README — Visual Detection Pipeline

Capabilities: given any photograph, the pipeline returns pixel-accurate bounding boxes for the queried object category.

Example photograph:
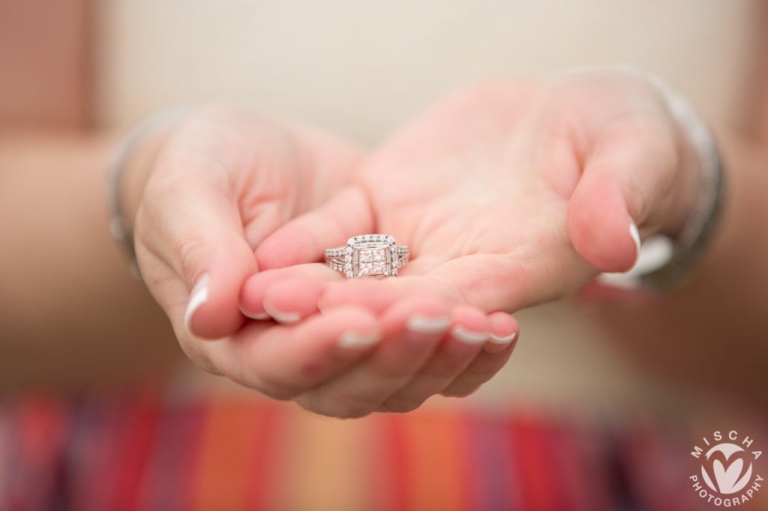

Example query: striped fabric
[0,394,764,511]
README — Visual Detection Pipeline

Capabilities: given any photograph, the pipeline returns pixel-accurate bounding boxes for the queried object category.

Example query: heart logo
[689,431,763,506]
[702,445,752,495]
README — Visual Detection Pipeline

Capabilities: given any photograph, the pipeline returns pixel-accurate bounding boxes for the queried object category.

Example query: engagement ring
[325,235,409,279]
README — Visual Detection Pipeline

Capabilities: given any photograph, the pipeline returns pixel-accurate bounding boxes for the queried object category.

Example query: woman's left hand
[241,70,702,412]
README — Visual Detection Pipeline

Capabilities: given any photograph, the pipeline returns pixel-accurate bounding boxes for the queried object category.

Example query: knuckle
[175,235,207,286]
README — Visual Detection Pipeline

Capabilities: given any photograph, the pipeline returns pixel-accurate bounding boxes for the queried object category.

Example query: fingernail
[452,326,489,344]
[629,220,641,263]
[596,273,642,290]
[339,331,381,348]
[407,314,452,334]
[263,299,301,324]
[489,331,517,345]
[239,305,270,321]
[317,298,328,315]
[185,273,210,333]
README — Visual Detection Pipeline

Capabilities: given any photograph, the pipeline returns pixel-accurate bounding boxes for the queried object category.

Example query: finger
[255,185,374,270]
[568,121,679,273]
[295,295,451,418]
[380,305,490,413]
[484,310,519,353]
[239,264,341,321]
[263,278,325,324]
[202,306,382,400]
[137,169,259,340]
[441,325,520,398]
[319,254,591,315]
[320,275,465,315]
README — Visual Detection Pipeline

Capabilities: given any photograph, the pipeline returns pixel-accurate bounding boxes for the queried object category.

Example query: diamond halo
[325,235,408,279]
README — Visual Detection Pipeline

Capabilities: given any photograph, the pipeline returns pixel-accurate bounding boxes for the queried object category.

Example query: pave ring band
[325,235,409,279]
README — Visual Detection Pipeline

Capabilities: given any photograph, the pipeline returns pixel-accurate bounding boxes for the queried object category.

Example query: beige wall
[97,0,759,142]
[96,0,761,412]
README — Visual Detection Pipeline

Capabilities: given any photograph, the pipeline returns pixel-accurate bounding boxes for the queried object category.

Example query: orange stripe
[271,410,369,511]
[191,400,270,511]
[404,411,469,511]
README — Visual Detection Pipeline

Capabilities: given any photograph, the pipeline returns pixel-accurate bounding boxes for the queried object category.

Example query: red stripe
[134,400,207,511]
[17,399,59,463]
[109,399,160,511]
[551,420,592,511]
[12,398,68,509]
[379,415,412,511]
[179,400,212,511]
[510,416,560,511]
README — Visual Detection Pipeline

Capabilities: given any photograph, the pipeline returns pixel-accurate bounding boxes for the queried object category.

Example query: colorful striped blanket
[0,394,764,511]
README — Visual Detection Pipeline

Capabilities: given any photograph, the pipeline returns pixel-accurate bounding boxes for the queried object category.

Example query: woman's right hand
[133,107,389,391]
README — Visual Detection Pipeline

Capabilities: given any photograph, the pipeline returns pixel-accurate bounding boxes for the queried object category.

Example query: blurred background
[1,1,766,509]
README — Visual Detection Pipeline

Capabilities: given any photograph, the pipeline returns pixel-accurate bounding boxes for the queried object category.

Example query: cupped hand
[132,107,517,418]
[244,70,702,408]
[133,107,383,387]
[254,70,701,308]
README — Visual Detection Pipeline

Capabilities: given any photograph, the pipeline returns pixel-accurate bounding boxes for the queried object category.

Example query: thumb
[138,177,258,340]
[255,184,375,270]
[567,126,676,273]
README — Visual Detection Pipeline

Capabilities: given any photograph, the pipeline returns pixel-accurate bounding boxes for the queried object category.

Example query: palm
[354,80,592,311]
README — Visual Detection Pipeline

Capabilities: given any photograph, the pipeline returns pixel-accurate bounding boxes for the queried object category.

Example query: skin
[575,130,768,408]
[1,2,766,414]
[238,72,701,416]
[133,107,519,418]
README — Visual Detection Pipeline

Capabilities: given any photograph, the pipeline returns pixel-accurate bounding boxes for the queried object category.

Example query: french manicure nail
[407,314,452,334]
[629,220,641,261]
[339,331,381,348]
[489,332,517,345]
[185,273,210,333]
[239,305,270,321]
[263,300,301,324]
[452,326,489,344]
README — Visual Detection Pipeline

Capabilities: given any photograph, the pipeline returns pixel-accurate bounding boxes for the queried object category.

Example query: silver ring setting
[325,235,409,279]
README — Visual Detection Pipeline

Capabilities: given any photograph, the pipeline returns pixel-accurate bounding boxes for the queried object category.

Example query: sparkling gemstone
[357,246,388,276]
